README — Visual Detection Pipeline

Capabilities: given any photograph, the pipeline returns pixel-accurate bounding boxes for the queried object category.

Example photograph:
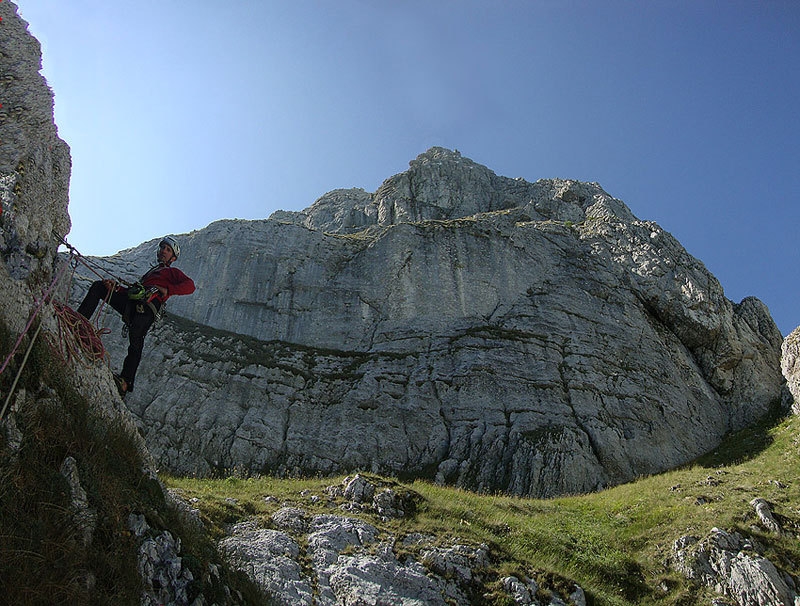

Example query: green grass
[164,409,800,606]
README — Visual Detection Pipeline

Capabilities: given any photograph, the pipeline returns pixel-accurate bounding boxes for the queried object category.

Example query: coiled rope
[52,301,109,366]
[0,247,75,378]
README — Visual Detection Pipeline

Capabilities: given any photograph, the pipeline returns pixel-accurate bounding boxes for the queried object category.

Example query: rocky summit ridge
[83,146,786,498]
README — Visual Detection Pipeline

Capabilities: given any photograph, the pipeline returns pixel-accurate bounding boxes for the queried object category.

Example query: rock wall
[0,0,70,318]
[781,327,800,415]
[0,0,139,445]
[0,1,70,284]
[83,148,786,497]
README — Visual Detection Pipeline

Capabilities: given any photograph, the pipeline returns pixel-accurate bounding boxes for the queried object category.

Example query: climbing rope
[0,248,76,421]
[51,301,109,366]
[0,247,75,379]
[54,232,134,288]
[46,235,122,365]
[58,233,170,333]
[0,322,43,422]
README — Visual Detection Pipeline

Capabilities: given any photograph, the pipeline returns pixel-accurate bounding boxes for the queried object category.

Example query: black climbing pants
[77,280,160,392]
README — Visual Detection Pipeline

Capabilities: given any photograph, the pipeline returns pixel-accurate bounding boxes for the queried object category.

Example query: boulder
[671,528,798,606]
[220,511,578,606]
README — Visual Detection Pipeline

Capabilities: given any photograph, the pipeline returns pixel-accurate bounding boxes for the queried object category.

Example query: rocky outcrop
[0,0,157,493]
[672,528,798,606]
[0,0,70,283]
[214,474,583,606]
[81,147,785,497]
[781,327,800,414]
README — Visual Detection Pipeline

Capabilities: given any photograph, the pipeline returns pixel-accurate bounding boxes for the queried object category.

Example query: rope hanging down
[0,247,76,421]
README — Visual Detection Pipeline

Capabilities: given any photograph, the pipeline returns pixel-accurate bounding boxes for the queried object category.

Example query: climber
[77,236,195,397]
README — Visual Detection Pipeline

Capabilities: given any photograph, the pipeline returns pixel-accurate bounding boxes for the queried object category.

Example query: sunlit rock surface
[82,147,784,497]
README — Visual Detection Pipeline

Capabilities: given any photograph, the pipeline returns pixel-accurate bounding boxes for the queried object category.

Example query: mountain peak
[86,148,786,498]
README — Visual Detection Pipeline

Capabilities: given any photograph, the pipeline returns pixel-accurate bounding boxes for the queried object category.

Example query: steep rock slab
[781,327,800,414]
[0,1,70,284]
[85,148,784,497]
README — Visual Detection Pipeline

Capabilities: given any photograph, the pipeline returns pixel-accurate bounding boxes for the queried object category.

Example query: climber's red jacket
[140,264,195,304]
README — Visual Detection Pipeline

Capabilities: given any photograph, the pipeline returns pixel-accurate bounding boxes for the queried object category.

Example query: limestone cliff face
[0,1,70,284]
[84,148,785,497]
[0,1,135,422]
[781,327,800,415]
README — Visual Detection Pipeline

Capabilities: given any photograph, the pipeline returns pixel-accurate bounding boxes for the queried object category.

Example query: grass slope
[166,408,800,605]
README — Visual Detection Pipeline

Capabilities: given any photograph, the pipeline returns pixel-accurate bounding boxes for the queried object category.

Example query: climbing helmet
[159,236,180,259]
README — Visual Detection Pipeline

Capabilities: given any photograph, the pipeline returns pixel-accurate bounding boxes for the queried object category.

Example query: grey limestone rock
[85,147,784,497]
[750,498,782,536]
[781,327,800,414]
[271,506,310,533]
[219,521,314,605]
[503,575,541,605]
[335,474,417,519]
[326,547,452,606]
[59,456,97,547]
[0,0,71,282]
[672,528,798,606]
[219,511,572,606]
[129,513,199,606]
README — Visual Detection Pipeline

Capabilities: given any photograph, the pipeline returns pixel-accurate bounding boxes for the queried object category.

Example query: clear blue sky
[17,0,800,335]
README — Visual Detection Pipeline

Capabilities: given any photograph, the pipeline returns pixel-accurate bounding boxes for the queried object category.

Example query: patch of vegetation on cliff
[161,312,417,381]
[166,409,800,606]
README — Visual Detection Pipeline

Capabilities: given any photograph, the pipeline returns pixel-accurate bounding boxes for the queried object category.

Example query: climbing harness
[57,233,167,331]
